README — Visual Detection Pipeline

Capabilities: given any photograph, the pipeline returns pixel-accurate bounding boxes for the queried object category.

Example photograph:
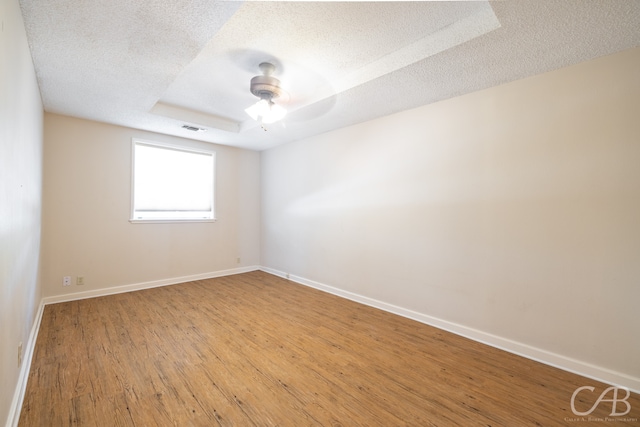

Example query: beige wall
[0,0,44,423]
[41,114,261,298]
[261,48,640,382]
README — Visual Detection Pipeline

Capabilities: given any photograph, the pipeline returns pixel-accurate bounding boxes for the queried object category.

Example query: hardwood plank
[19,271,640,426]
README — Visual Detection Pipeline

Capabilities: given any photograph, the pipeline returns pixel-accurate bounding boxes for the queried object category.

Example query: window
[131,139,215,222]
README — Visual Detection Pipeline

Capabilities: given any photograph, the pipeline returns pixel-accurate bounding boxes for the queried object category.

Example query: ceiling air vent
[181,124,207,132]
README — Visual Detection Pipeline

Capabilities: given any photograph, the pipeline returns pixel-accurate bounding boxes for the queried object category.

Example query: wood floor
[20,271,639,426]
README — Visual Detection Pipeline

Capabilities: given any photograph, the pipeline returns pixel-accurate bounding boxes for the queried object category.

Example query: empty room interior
[2,0,640,425]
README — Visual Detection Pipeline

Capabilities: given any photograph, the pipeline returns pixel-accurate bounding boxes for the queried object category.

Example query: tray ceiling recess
[154,1,499,141]
[19,0,640,150]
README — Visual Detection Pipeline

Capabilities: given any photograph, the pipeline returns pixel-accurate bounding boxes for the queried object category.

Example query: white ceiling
[18,0,640,151]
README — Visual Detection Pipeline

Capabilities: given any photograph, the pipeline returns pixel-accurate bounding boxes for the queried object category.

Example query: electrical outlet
[18,342,23,367]
[63,276,71,286]
[236,257,241,264]
[76,276,84,286]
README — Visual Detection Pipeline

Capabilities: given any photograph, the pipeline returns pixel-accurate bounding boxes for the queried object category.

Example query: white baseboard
[42,266,261,305]
[260,266,640,394]
[6,300,45,427]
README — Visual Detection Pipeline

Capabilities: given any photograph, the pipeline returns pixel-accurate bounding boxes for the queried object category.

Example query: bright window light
[131,139,215,222]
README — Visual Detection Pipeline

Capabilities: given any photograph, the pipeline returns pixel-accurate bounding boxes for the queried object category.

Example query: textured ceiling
[18,0,640,151]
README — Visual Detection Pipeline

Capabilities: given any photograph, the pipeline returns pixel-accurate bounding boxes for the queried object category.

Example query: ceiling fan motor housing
[250,74,284,100]
[250,62,284,100]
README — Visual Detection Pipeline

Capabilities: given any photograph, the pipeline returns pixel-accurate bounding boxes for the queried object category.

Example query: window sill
[129,218,217,224]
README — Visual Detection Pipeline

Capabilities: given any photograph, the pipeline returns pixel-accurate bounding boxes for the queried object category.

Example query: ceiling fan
[245,62,287,127]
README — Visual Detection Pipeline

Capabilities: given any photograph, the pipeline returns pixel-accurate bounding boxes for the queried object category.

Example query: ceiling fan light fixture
[246,62,287,124]
[245,98,287,124]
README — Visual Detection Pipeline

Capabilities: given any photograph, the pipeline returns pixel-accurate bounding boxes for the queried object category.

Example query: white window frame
[130,138,216,223]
